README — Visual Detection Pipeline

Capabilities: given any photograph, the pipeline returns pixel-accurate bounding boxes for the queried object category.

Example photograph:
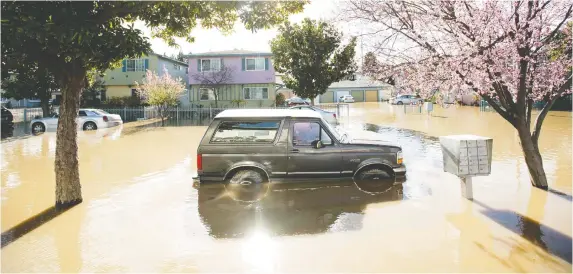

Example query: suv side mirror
[311,140,324,149]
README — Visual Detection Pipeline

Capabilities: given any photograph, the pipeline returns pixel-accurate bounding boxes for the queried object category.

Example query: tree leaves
[271,18,357,100]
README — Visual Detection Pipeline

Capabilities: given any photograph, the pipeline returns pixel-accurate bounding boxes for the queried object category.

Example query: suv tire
[229,169,266,185]
[226,169,269,202]
[357,167,392,180]
[354,167,395,194]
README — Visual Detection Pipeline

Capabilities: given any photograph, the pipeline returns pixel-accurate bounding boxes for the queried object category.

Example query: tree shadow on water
[473,199,572,264]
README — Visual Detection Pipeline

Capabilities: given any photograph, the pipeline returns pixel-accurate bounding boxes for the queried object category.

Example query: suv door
[287,118,342,178]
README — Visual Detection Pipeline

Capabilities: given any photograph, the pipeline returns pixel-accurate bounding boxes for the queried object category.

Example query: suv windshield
[322,119,342,142]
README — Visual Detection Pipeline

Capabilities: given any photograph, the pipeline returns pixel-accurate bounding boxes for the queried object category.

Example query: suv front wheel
[354,167,395,194]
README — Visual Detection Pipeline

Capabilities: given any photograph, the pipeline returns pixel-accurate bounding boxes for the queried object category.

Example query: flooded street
[1,103,571,272]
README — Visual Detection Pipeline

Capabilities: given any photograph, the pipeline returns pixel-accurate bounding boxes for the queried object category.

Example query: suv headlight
[397,151,403,165]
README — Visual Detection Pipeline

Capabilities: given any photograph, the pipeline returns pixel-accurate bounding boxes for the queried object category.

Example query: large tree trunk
[516,122,548,189]
[54,73,84,209]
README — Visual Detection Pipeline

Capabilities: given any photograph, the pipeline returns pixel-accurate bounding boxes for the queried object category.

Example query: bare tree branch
[532,75,572,143]
[191,66,234,107]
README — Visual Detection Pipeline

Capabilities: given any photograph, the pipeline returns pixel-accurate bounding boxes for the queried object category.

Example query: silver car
[31,108,123,135]
[289,105,338,125]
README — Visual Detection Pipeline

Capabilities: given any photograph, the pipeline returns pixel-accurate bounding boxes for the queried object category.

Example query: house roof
[151,53,188,66]
[276,75,391,89]
[186,49,273,58]
[215,109,322,119]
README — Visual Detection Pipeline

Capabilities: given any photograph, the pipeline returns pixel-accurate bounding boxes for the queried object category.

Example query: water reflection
[197,182,403,238]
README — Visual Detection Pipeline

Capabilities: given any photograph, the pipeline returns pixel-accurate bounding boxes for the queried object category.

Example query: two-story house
[102,52,189,102]
[187,50,276,107]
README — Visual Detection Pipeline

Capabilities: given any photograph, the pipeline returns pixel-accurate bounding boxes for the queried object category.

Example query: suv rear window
[211,121,281,144]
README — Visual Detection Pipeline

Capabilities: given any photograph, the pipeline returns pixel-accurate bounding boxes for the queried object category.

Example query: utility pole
[360,30,364,73]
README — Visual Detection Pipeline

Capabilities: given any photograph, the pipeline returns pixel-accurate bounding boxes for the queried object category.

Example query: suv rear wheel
[226,169,269,202]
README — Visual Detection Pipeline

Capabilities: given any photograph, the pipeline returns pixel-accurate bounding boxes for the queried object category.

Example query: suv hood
[348,138,402,150]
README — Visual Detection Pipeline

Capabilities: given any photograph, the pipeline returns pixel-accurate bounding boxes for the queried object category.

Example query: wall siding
[190,83,276,107]
[106,85,132,98]
[188,56,275,85]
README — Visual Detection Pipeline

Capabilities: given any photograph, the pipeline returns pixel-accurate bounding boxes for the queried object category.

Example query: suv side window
[293,122,333,146]
[211,120,281,144]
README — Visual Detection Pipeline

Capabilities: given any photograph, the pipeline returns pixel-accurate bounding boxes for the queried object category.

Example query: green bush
[101,96,148,107]
[275,93,286,106]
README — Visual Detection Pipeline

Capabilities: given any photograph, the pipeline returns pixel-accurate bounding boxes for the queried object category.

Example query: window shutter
[241,58,245,71]
[197,59,201,72]
[122,59,127,72]
[144,59,149,70]
[264,58,269,71]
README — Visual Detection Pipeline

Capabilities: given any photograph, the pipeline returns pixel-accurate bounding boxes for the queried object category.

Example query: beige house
[101,53,189,103]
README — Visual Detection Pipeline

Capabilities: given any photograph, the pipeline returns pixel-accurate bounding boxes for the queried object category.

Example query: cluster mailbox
[439,135,493,200]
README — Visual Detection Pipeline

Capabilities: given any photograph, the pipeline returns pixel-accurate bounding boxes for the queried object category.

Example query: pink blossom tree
[342,0,572,189]
[135,67,186,126]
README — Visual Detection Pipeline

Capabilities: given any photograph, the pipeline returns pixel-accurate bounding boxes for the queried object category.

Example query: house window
[243,87,269,100]
[131,89,138,97]
[245,57,265,71]
[199,88,216,100]
[126,59,146,72]
[200,59,220,72]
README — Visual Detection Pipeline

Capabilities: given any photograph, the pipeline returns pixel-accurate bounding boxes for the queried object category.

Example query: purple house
[187,50,277,107]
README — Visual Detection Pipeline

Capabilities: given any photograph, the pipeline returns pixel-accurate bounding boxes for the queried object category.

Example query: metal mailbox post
[439,135,493,200]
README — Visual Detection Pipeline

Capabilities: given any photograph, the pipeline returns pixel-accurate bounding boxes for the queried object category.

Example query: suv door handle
[290,149,300,153]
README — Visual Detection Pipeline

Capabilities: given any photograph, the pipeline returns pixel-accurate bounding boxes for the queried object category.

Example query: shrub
[275,93,286,106]
[102,96,148,107]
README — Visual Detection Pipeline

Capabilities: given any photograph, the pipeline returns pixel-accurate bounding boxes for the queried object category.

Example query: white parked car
[289,105,338,125]
[30,108,123,135]
[389,94,423,105]
[339,95,355,103]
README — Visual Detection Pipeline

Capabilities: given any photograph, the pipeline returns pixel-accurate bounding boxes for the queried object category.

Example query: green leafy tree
[1,1,307,208]
[1,61,58,117]
[80,79,106,108]
[275,92,286,106]
[271,18,357,105]
[176,51,186,62]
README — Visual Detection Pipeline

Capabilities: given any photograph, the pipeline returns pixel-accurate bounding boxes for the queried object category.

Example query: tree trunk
[40,98,51,118]
[54,74,84,209]
[311,97,315,106]
[516,122,548,189]
[158,105,165,126]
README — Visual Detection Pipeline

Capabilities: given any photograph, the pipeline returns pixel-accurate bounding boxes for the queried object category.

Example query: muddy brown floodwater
[1,103,571,272]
